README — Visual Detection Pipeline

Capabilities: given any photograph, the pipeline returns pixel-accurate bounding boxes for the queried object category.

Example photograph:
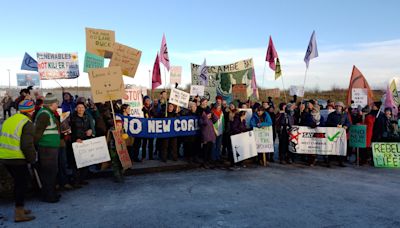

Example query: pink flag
[152,52,161,90]
[266,36,278,70]
[159,34,170,70]
[385,85,398,118]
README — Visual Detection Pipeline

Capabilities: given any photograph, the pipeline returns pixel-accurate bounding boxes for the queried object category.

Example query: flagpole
[280,75,287,103]
[149,69,152,99]
[302,68,309,100]
[163,66,168,117]
[261,62,267,89]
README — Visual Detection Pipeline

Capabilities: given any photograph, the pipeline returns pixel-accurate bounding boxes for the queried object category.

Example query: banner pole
[163,66,168,117]
[261,62,267,88]
[280,75,288,103]
[110,99,117,129]
[149,69,152,99]
[263,153,267,167]
[76,76,79,97]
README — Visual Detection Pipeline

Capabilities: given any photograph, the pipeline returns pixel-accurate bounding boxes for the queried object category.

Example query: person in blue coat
[250,107,272,128]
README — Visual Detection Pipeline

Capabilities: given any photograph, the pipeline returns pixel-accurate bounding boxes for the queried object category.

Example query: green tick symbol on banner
[327,131,341,142]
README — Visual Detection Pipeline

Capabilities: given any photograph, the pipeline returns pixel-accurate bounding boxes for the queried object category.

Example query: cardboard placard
[37,52,79,80]
[112,130,133,170]
[231,131,258,163]
[88,66,125,103]
[109,42,142,78]
[85,27,115,57]
[122,87,144,117]
[190,85,205,96]
[72,136,111,169]
[169,88,190,108]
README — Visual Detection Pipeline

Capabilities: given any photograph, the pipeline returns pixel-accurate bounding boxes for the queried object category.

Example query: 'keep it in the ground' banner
[372,142,400,168]
[289,126,347,155]
[117,115,200,138]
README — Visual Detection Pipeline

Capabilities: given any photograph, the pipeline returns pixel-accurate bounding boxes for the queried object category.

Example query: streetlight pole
[7,69,10,89]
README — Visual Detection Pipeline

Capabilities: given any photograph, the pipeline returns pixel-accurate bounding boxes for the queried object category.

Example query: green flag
[390,79,399,105]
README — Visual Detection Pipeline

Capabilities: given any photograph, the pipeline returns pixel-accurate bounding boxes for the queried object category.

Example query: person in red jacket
[361,105,376,165]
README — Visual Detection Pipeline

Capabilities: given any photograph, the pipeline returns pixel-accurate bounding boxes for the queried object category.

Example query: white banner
[123,87,144,117]
[289,85,304,97]
[231,131,258,163]
[37,52,80,80]
[351,88,368,108]
[190,85,205,96]
[72,136,111,168]
[169,88,190,108]
[288,126,347,155]
[253,127,274,153]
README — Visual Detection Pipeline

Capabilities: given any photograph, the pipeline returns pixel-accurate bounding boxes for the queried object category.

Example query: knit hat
[43,93,59,105]
[19,100,35,113]
[335,101,345,108]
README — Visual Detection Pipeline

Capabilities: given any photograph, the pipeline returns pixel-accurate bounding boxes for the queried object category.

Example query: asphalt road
[1,163,400,228]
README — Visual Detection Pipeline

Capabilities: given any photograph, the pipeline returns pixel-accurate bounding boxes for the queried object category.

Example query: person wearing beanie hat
[34,93,61,203]
[326,101,351,167]
[0,100,37,222]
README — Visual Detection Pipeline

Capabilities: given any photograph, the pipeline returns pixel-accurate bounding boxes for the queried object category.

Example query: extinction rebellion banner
[289,126,347,155]
[117,115,200,138]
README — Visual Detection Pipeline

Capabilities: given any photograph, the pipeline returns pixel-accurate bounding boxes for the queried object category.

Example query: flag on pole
[159,34,170,71]
[385,84,398,118]
[275,58,282,80]
[251,68,258,99]
[198,59,208,86]
[266,36,278,70]
[304,31,318,69]
[346,65,374,106]
[389,79,399,105]
[152,52,162,90]
[21,52,38,71]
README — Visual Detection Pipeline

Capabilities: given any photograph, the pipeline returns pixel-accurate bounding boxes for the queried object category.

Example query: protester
[106,120,125,183]
[139,96,156,160]
[276,103,294,164]
[120,104,135,161]
[14,87,33,111]
[160,103,180,162]
[1,91,13,120]
[211,103,225,164]
[182,101,201,162]
[0,100,36,222]
[199,106,218,168]
[250,106,272,165]
[61,92,76,113]
[34,93,62,203]
[326,102,351,167]
[373,107,398,142]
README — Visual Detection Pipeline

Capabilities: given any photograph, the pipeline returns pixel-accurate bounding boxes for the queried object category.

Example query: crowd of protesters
[1,86,400,222]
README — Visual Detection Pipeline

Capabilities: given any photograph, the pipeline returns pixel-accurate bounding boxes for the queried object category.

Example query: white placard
[253,127,274,153]
[169,88,190,108]
[351,88,368,108]
[289,85,304,97]
[123,87,144,117]
[190,85,205,96]
[72,136,111,168]
[231,131,258,163]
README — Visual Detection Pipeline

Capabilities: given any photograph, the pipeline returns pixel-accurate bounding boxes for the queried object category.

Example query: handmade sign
[288,126,347,155]
[88,66,125,103]
[83,52,104,73]
[16,73,40,87]
[351,88,368,108]
[37,52,79,80]
[289,86,304,97]
[109,42,142,78]
[170,66,182,85]
[232,84,248,101]
[85,27,115,57]
[231,131,258,163]
[169,88,190,108]
[72,136,111,168]
[253,127,274,153]
[349,125,367,148]
[190,85,205,96]
[117,115,199,138]
[191,58,254,104]
[112,130,133,170]
[122,87,144,117]
[372,142,400,168]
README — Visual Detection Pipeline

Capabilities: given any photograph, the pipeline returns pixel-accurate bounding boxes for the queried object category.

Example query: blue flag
[304,31,318,69]
[21,52,38,71]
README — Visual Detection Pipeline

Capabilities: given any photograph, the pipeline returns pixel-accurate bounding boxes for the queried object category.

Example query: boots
[15,207,35,222]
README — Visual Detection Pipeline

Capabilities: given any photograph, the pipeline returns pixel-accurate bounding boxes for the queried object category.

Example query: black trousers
[38,147,59,200]
[4,164,30,207]
[133,137,143,160]
[278,133,292,162]
[3,109,11,119]
[141,138,154,160]
[202,142,213,164]
[160,138,178,161]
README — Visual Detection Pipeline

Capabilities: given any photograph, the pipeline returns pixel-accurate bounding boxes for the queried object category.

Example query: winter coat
[61,92,76,113]
[70,112,93,142]
[231,114,247,135]
[363,112,376,147]
[199,112,218,143]
[250,112,272,129]
[326,111,351,128]
[1,95,12,110]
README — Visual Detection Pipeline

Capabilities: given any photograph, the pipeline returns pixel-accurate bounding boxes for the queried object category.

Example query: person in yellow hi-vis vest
[0,100,37,222]
[34,93,61,203]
